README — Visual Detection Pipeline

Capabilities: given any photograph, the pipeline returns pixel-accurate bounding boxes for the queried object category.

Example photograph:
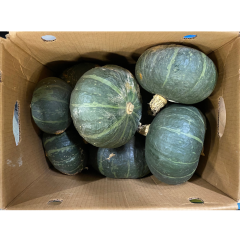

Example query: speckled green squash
[89,136,150,179]
[60,62,98,88]
[70,65,142,148]
[145,104,206,185]
[135,45,218,104]
[43,126,87,175]
[31,77,72,134]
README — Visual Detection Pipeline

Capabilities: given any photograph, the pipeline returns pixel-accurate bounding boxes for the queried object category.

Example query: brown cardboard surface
[1,32,240,210]
[197,37,240,201]
[0,38,2,72]
[0,83,2,209]
[7,169,237,210]
[8,32,239,72]
[0,39,3,209]
[0,38,54,208]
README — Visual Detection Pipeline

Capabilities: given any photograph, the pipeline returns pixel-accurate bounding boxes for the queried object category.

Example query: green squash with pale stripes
[43,126,87,175]
[31,77,72,134]
[70,65,142,148]
[89,136,150,179]
[60,62,98,88]
[145,104,206,185]
[135,45,218,104]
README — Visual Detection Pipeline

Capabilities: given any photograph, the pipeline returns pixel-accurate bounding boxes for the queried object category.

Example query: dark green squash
[60,62,98,88]
[135,45,218,114]
[31,77,72,134]
[89,136,150,179]
[145,104,206,185]
[43,126,87,175]
[70,65,142,148]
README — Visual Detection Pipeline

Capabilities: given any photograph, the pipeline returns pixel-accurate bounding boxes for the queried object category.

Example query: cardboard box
[0,32,240,210]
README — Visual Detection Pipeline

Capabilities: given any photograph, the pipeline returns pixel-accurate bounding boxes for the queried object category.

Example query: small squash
[135,45,218,115]
[145,104,206,185]
[89,136,150,179]
[43,126,87,175]
[31,77,72,134]
[60,62,98,88]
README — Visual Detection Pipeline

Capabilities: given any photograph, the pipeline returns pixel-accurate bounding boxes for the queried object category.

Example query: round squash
[89,136,150,178]
[145,104,206,185]
[43,126,87,175]
[70,65,142,148]
[60,62,98,88]
[135,45,218,115]
[31,77,72,134]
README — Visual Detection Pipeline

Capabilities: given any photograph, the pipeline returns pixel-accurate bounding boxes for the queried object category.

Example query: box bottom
[6,169,237,210]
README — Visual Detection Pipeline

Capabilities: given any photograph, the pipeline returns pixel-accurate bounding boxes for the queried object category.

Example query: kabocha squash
[89,136,150,179]
[70,65,142,148]
[31,77,72,134]
[145,104,206,185]
[43,126,87,175]
[60,62,98,88]
[135,45,218,115]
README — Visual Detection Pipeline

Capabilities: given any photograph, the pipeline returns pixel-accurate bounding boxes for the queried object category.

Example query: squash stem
[149,94,167,116]
[126,102,134,114]
[138,124,150,136]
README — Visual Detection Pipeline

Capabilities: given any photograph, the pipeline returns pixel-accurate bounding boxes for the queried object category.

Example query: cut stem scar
[138,124,150,136]
[55,129,65,135]
[126,102,134,114]
[107,153,115,160]
[149,94,167,116]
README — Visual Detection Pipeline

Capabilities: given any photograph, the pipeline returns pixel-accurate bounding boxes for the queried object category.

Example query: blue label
[238,203,240,210]
[183,34,197,39]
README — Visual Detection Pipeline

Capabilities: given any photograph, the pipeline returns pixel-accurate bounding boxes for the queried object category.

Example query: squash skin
[135,45,218,104]
[145,104,206,185]
[60,62,98,88]
[31,77,72,134]
[43,126,87,175]
[89,136,150,179]
[70,65,142,148]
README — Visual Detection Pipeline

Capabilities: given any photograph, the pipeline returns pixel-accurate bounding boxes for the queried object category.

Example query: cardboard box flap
[197,37,240,202]
[8,32,239,72]
[0,38,2,72]
[0,37,54,209]
[0,38,3,209]
[6,169,238,210]
[1,32,240,210]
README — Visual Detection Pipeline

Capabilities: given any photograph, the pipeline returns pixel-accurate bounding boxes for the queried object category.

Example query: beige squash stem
[138,123,150,136]
[149,94,167,116]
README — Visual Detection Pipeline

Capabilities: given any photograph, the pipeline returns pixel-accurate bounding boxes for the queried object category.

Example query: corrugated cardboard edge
[1,32,240,210]
[0,35,55,209]
[204,35,240,203]
[0,38,3,209]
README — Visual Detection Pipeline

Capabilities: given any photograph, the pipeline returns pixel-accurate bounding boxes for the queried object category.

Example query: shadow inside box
[9,167,106,207]
[0,31,9,39]
[44,52,137,78]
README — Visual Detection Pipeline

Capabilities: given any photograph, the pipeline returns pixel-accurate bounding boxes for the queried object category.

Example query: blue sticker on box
[238,203,240,210]
[183,34,197,39]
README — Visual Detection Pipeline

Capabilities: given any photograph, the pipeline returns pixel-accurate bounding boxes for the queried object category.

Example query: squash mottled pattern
[145,104,206,185]
[70,65,142,148]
